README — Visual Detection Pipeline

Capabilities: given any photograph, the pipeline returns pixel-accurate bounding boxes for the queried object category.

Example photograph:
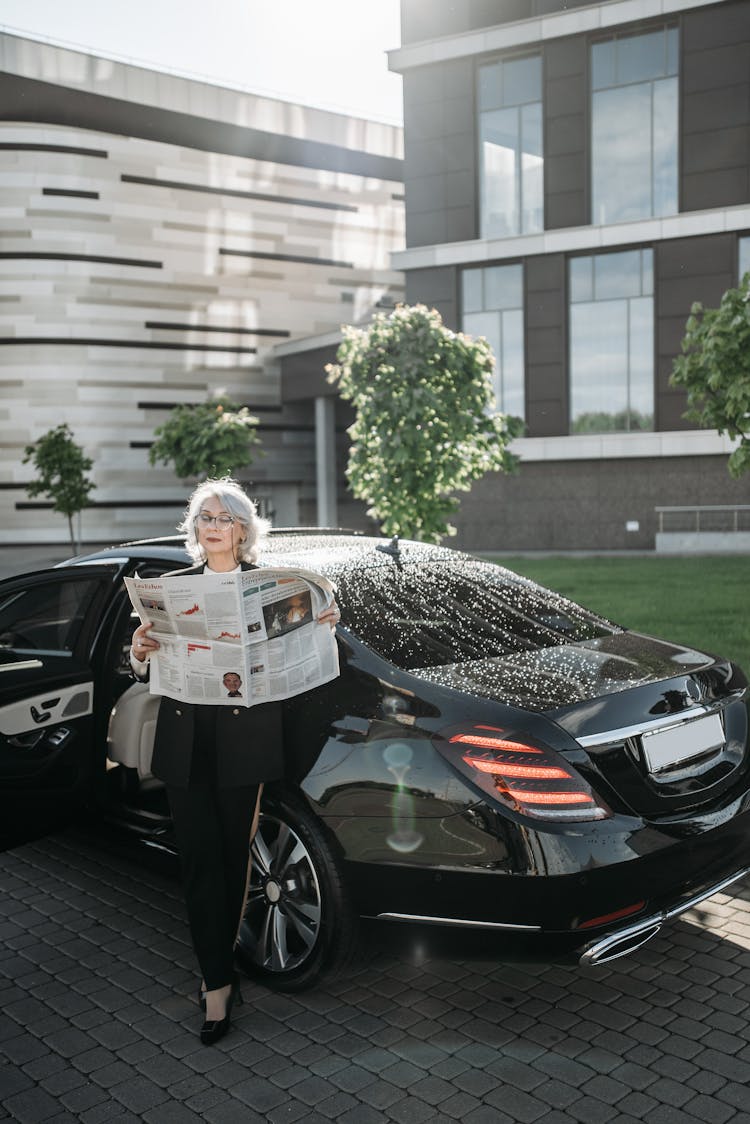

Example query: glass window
[479,54,543,238]
[740,236,750,282]
[569,249,654,433]
[591,27,678,224]
[462,264,525,419]
[462,268,483,313]
[335,560,615,671]
[0,578,100,653]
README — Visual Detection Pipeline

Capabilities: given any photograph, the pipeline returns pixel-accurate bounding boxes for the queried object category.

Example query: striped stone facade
[0,33,404,546]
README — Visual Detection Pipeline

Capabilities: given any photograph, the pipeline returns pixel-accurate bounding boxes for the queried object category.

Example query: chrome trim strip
[580,865,750,967]
[575,703,724,748]
[663,866,750,921]
[0,659,43,672]
[376,912,541,932]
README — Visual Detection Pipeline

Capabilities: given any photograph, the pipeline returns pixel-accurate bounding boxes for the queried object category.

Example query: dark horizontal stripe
[257,424,318,433]
[15,499,186,511]
[392,193,406,201]
[17,492,302,511]
[131,422,348,444]
[0,252,161,269]
[0,74,404,183]
[42,187,100,199]
[122,173,358,213]
[132,423,316,439]
[144,321,291,338]
[137,401,282,412]
[220,248,354,269]
[0,142,107,158]
[15,498,187,510]
[0,337,256,353]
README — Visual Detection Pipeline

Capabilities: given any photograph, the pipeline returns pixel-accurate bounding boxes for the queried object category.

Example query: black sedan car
[1,531,749,991]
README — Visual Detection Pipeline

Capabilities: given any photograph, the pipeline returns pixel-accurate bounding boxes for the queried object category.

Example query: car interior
[101,575,175,822]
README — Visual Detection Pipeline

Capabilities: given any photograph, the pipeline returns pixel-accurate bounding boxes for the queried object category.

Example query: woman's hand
[316,600,341,630]
[131,620,160,661]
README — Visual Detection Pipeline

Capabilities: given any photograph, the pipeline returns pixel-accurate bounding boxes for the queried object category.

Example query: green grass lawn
[491,555,749,674]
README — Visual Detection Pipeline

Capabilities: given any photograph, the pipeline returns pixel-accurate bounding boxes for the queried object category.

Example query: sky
[0,0,404,124]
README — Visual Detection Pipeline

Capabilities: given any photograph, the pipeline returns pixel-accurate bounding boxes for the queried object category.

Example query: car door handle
[8,729,45,749]
[8,725,71,749]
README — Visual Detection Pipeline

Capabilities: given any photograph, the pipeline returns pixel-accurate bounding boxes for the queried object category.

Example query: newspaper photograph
[124,567,339,707]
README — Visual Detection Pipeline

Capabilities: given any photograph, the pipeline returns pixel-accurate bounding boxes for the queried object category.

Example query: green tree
[671,273,750,477]
[23,423,96,554]
[149,395,260,480]
[327,303,523,543]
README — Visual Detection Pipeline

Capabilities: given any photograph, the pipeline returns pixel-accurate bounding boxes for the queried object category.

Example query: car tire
[235,791,357,992]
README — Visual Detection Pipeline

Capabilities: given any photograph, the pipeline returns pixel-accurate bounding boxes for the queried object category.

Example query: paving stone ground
[2,829,750,1124]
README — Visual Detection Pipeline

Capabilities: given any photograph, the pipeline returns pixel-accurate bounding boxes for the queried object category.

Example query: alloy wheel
[239,813,323,974]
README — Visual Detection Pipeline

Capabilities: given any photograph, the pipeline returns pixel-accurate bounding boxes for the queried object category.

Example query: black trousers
[166,708,260,991]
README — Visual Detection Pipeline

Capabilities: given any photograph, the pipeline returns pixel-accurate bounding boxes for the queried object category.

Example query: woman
[130,478,339,1044]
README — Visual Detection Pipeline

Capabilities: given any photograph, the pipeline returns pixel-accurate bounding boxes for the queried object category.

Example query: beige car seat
[107,681,160,779]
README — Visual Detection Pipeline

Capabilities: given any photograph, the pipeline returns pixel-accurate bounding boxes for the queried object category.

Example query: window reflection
[740,237,750,282]
[0,579,97,652]
[591,27,678,224]
[569,249,654,433]
[479,55,543,238]
[462,264,525,420]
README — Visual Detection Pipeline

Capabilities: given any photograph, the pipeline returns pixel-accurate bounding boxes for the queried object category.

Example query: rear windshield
[335,560,618,670]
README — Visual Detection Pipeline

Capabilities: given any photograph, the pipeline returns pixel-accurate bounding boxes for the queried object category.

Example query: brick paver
[2,829,750,1123]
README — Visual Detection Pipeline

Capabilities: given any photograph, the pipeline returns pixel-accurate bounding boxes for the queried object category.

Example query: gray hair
[178,477,270,564]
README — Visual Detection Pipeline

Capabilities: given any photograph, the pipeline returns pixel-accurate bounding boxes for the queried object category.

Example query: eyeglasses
[196,512,235,529]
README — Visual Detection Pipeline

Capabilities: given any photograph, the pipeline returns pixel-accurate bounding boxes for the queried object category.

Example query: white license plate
[642,712,725,774]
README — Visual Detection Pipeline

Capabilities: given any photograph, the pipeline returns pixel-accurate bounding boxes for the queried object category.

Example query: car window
[335,560,619,670]
[0,578,101,653]
[112,562,183,676]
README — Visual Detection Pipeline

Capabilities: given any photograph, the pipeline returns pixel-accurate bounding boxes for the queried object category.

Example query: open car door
[0,563,122,843]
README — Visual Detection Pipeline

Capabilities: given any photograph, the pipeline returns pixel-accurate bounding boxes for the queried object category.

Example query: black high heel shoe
[199,975,243,1046]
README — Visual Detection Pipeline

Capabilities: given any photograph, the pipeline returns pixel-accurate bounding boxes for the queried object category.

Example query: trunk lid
[412,631,749,817]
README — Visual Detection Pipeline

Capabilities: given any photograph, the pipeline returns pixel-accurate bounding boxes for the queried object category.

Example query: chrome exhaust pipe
[580,865,750,968]
[580,919,663,966]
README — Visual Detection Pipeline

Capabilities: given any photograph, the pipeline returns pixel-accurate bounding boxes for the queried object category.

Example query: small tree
[671,274,750,477]
[149,394,260,480]
[23,423,96,554]
[327,303,523,543]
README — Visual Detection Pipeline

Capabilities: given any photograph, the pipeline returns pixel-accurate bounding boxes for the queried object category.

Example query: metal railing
[655,505,750,533]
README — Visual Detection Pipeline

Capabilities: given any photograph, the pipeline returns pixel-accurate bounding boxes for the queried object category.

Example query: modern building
[388,0,750,550]
[0,32,404,546]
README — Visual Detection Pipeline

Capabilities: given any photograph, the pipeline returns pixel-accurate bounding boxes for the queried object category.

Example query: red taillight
[440,727,610,822]
[450,733,543,753]
[577,902,646,930]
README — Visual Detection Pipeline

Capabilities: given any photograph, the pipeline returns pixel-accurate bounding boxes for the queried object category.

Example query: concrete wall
[402,59,476,249]
[681,0,750,212]
[400,0,596,43]
[453,455,750,552]
[0,35,404,546]
[399,1,750,239]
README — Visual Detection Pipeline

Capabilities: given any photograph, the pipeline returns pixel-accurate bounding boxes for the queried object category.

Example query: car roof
[65,529,468,579]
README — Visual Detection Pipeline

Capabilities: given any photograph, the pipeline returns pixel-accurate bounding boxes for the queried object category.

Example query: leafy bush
[327,304,523,543]
[149,395,260,480]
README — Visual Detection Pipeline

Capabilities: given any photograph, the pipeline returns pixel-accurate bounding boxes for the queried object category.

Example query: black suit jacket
[144,561,284,789]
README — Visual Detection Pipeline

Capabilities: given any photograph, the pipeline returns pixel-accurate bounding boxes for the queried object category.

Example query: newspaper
[124,568,339,707]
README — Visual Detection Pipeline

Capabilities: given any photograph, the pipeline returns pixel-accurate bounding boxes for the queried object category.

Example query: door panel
[0,680,93,736]
[0,564,122,831]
